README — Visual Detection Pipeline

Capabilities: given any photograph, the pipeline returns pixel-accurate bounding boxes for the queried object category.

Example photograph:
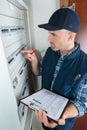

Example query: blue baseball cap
[38,8,80,33]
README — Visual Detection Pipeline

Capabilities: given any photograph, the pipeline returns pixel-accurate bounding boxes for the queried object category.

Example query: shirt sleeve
[71,73,87,117]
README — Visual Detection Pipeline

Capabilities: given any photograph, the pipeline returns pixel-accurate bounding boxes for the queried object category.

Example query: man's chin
[51,47,59,51]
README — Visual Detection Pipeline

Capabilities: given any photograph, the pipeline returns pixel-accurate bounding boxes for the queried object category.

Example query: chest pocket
[55,73,82,99]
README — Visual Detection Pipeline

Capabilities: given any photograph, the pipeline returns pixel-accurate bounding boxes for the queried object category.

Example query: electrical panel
[0,0,32,130]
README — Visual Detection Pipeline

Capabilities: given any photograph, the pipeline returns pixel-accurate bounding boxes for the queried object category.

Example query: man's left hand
[35,109,65,128]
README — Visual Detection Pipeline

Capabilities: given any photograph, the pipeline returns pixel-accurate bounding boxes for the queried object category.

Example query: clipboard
[19,88,69,122]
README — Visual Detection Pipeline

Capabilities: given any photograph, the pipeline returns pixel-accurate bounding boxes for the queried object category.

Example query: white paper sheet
[20,88,69,121]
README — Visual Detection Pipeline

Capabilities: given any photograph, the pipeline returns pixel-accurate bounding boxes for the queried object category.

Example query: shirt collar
[57,42,80,59]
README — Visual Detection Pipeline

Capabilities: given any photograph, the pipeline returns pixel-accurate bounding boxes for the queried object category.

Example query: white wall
[24,0,60,55]
[22,0,60,91]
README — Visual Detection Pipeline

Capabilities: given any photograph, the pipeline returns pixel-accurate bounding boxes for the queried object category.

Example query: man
[21,8,87,130]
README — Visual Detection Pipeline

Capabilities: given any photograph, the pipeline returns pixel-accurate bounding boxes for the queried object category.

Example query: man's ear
[68,32,76,41]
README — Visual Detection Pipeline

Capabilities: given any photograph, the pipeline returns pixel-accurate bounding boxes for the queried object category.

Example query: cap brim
[38,23,61,31]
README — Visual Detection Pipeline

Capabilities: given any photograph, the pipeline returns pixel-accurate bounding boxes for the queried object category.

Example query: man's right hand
[21,50,39,75]
[21,50,37,61]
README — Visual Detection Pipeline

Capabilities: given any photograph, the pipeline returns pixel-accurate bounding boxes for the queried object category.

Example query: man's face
[48,29,70,51]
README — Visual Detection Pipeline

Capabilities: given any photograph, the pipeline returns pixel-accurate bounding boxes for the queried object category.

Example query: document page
[20,88,69,121]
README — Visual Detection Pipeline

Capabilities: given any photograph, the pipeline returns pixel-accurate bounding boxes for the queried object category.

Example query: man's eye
[51,33,56,36]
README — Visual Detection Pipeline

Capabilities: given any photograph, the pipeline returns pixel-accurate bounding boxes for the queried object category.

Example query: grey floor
[32,112,44,130]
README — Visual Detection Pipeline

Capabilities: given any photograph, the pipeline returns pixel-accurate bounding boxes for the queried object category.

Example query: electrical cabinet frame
[0,0,32,130]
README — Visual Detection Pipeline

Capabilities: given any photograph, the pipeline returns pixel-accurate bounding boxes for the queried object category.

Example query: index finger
[21,50,33,54]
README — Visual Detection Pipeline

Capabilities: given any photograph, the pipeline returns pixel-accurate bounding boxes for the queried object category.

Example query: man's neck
[60,43,75,56]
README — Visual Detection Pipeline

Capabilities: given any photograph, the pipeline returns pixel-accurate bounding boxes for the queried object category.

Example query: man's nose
[48,35,53,42]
